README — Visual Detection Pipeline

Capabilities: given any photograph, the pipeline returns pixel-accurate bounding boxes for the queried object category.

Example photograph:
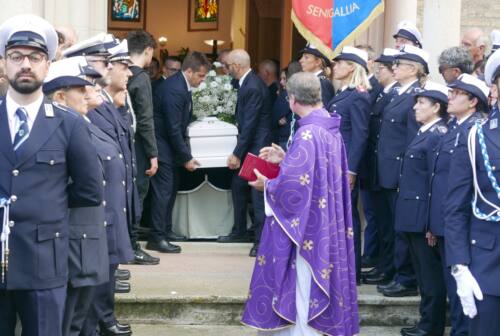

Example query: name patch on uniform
[44,104,54,117]
[490,118,498,130]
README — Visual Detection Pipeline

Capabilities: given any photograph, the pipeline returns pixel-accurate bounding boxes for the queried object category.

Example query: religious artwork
[188,0,219,31]
[108,0,146,30]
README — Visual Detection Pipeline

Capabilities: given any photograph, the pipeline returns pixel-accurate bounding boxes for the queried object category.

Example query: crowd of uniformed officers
[1,11,500,336]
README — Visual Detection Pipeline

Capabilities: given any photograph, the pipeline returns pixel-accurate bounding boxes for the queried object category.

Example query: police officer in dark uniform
[428,74,485,336]
[0,14,102,336]
[42,56,110,336]
[445,63,498,335]
[395,83,449,336]
[326,46,371,282]
[376,45,430,297]
[64,34,160,267]
[361,48,401,285]
[298,43,335,107]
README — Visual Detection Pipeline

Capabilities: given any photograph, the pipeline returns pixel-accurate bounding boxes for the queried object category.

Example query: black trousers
[351,182,361,280]
[231,172,265,243]
[437,237,469,336]
[62,284,96,336]
[0,286,66,336]
[376,188,416,286]
[405,232,447,334]
[81,264,118,336]
[134,139,151,204]
[371,188,396,276]
[149,162,179,241]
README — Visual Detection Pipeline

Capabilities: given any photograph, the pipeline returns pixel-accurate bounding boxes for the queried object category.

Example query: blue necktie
[13,107,30,151]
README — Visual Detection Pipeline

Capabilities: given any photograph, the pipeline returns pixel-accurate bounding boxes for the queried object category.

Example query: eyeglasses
[448,89,472,99]
[6,51,46,65]
[393,60,415,68]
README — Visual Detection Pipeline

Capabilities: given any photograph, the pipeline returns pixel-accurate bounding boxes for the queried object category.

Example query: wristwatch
[451,264,468,275]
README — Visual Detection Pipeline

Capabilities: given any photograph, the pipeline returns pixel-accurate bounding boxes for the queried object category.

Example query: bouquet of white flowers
[192,67,237,124]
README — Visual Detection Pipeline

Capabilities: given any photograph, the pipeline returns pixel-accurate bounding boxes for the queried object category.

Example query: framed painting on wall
[108,0,146,30]
[188,0,219,31]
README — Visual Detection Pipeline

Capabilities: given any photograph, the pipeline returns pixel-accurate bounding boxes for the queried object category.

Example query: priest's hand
[259,143,285,164]
[452,265,483,318]
[249,169,267,191]
[227,154,241,170]
[184,158,201,172]
[145,157,158,177]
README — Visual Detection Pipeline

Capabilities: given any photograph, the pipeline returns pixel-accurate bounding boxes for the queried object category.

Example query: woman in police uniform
[376,45,430,297]
[394,83,449,336]
[427,74,485,336]
[326,46,371,282]
[444,66,498,336]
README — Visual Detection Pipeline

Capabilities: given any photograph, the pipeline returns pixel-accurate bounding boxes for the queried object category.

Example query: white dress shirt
[6,91,44,143]
[398,79,418,95]
[239,69,252,87]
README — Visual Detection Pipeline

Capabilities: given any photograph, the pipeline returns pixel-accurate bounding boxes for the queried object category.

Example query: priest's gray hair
[286,72,322,106]
[229,49,251,67]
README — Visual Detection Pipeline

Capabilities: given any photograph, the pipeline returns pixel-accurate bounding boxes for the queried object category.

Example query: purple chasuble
[241,108,359,336]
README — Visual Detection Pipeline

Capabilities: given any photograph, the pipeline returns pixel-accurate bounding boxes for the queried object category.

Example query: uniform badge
[490,118,498,130]
[44,103,54,117]
[454,133,460,147]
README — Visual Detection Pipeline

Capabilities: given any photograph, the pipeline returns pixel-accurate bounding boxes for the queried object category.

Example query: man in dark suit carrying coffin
[148,52,211,253]
[218,49,271,257]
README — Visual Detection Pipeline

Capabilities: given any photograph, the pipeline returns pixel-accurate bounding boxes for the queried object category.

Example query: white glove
[452,265,483,318]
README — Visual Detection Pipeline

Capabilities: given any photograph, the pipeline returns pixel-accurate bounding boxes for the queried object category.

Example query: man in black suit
[217,49,271,257]
[148,52,211,253]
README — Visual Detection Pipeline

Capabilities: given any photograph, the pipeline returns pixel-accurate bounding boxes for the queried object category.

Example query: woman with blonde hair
[326,46,371,283]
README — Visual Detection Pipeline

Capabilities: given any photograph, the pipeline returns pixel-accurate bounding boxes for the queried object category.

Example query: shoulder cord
[468,121,500,221]
[0,197,11,283]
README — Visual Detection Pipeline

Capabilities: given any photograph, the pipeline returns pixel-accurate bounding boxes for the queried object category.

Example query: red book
[238,153,280,182]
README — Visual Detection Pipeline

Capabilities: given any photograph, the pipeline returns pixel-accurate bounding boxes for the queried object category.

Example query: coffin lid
[188,117,238,137]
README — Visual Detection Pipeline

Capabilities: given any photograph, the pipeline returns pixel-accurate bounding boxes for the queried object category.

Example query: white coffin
[188,117,238,168]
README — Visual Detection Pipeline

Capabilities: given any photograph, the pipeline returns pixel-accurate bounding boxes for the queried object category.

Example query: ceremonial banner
[292,0,384,59]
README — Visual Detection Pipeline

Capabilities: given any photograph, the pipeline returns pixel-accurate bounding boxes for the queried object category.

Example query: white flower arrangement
[192,68,237,124]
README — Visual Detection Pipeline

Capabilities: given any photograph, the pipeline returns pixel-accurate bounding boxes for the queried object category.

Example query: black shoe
[361,255,378,268]
[217,233,249,243]
[115,322,130,332]
[361,267,381,277]
[146,239,182,253]
[115,280,130,294]
[100,324,132,336]
[401,327,432,336]
[382,282,418,297]
[249,244,259,257]
[363,272,393,285]
[132,246,160,265]
[166,230,187,241]
[115,269,131,281]
[377,279,397,293]
[400,325,418,334]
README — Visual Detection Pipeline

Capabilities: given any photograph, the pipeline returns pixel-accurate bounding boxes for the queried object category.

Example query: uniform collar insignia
[44,103,54,117]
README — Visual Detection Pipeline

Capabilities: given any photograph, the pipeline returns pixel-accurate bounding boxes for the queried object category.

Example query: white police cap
[0,14,58,60]
[43,56,94,94]
[415,81,450,104]
[448,73,490,108]
[375,48,399,64]
[396,44,430,73]
[63,33,117,58]
[485,49,500,86]
[108,39,132,64]
[333,46,368,71]
[393,20,423,48]
[491,30,500,53]
[299,42,331,66]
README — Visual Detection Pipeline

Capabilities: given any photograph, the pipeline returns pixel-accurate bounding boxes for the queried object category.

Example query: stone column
[423,0,462,83]
[0,0,107,42]
[383,0,418,48]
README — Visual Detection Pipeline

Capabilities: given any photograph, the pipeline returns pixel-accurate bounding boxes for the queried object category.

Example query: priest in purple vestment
[241,72,359,336]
